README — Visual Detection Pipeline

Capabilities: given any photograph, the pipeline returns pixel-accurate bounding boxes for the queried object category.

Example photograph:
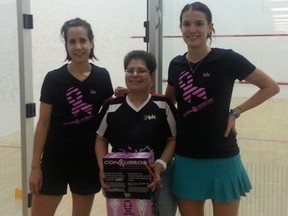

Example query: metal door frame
[147,0,163,94]
[17,0,33,215]
[15,1,162,215]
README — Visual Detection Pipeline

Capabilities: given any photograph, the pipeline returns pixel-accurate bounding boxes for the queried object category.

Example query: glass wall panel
[0,1,22,216]
[30,0,147,215]
[31,0,147,112]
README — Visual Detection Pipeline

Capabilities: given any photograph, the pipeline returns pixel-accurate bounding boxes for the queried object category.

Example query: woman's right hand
[224,113,237,137]
[29,167,43,196]
[99,170,110,197]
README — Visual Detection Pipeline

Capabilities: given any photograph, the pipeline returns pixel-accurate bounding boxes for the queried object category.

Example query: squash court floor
[0,98,287,216]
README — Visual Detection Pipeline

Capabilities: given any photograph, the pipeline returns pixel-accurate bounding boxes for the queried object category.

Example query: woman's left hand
[147,163,162,191]
[114,86,129,97]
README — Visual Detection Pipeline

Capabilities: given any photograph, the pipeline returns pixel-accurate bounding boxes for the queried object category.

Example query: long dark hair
[60,17,97,61]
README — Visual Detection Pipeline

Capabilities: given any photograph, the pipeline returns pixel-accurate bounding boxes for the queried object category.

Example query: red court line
[164,34,288,38]
[238,81,288,86]
[131,33,288,39]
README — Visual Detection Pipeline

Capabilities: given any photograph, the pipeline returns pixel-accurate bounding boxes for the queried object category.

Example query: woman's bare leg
[71,193,95,216]
[177,198,205,216]
[31,194,63,216]
[212,199,240,216]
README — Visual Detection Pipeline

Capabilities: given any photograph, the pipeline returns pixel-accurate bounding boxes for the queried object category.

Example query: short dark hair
[124,50,157,73]
[60,17,97,61]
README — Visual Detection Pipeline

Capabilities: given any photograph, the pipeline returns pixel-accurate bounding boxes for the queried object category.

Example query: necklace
[186,48,211,74]
[187,58,204,74]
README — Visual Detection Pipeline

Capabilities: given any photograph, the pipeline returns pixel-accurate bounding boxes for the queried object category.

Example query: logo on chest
[66,87,93,116]
[143,114,156,121]
[179,70,208,103]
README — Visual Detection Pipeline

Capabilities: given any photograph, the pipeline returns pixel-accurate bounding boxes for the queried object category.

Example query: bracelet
[229,108,240,119]
[155,159,167,171]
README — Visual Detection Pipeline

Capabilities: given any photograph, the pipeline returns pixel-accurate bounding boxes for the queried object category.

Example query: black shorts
[40,149,101,195]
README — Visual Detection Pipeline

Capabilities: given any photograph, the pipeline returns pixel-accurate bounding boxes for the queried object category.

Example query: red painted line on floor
[238,81,288,86]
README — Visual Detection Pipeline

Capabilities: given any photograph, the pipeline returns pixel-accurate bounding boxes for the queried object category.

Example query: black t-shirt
[96,94,177,159]
[168,48,256,158]
[41,63,114,156]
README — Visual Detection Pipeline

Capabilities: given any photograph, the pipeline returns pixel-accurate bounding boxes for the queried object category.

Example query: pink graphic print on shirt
[66,87,92,116]
[179,70,207,103]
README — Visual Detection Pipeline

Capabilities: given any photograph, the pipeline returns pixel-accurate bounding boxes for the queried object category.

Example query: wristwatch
[229,108,240,119]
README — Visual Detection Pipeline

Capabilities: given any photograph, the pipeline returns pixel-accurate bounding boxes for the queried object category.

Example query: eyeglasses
[125,67,149,74]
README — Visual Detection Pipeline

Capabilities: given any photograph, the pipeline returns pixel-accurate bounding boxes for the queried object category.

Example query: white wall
[0,2,20,136]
